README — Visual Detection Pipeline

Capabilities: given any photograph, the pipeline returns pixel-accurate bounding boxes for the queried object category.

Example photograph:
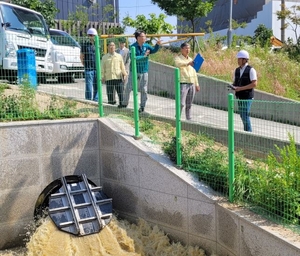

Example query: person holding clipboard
[174,42,200,120]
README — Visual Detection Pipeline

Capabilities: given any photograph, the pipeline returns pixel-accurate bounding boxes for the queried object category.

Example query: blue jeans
[238,99,253,132]
[85,70,98,101]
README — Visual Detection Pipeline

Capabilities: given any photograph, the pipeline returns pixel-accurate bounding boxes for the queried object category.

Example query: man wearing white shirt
[231,50,257,132]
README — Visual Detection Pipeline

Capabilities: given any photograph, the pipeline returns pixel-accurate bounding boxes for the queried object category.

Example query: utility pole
[281,0,285,42]
[227,0,233,47]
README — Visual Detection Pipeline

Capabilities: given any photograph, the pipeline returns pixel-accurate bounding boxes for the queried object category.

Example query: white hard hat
[236,50,249,59]
[87,28,98,36]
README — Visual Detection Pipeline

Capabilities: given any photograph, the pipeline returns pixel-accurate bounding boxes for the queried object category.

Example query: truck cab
[0,2,53,83]
[49,29,84,83]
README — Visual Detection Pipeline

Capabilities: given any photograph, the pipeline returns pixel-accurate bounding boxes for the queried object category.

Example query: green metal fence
[1,35,300,232]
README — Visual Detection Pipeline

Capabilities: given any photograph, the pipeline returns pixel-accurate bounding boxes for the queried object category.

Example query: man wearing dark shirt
[122,30,161,112]
[80,28,98,101]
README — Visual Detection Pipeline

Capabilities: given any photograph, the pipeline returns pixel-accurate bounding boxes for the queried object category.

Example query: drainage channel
[34,174,112,236]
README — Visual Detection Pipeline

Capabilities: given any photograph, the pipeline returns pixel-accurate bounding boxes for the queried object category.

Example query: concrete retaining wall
[1,118,300,255]
[149,61,300,125]
[0,119,101,249]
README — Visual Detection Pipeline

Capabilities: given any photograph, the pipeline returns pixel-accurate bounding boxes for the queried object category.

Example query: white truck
[49,29,84,83]
[0,2,53,83]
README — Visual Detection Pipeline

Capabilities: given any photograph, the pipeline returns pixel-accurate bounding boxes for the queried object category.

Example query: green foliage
[64,6,89,36]
[252,24,273,47]
[149,47,176,65]
[151,0,217,33]
[275,5,300,62]
[163,137,178,162]
[150,38,300,101]
[186,147,228,194]
[262,134,300,223]
[232,19,247,30]
[160,125,300,226]
[107,26,126,35]
[12,0,58,27]
[0,84,9,94]
[233,135,300,225]
[282,37,300,62]
[122,13,174,42]
[276,4,300,43]
[45,95,78,118]
[62,3,124,36]
[0,84,78,121]
[139,118,154,132]
[0,84,40,120]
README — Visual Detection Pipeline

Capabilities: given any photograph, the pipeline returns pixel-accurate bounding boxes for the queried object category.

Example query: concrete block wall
[0,119,101,249]
[99,118,300,256]
[149,61,300,125]
[1,118,300,255]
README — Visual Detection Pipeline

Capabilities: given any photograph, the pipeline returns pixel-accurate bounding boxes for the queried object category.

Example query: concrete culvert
[34,174,113,236]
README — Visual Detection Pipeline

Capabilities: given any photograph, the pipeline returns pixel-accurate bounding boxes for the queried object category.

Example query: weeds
[141,118,300,229]
[45,95,79,119]
[150,44,300,101]
[0,84,79,121]
[139,118,154,132]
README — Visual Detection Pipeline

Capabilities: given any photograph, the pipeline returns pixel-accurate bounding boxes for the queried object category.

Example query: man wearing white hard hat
[231,50,257,132]
[80,28,98,101]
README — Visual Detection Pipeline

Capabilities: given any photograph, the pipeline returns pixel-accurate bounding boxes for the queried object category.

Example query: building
[53,0,120,35]
[181,0,300,43]
[54,0,119,23]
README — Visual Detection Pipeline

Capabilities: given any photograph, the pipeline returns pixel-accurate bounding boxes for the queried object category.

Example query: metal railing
[1,35,300,232]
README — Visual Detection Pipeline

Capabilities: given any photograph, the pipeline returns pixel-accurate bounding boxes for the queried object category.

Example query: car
[49,29,84,83]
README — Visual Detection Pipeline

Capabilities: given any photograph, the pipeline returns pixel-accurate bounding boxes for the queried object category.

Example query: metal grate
[48,174,112,236]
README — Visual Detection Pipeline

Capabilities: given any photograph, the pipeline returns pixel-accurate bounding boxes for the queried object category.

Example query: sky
[118,0,177,43]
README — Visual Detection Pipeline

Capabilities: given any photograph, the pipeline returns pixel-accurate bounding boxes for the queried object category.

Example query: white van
[49,29,84,83]
[0,2,53,83]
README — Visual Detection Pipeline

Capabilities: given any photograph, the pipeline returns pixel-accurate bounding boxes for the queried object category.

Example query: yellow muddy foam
[0,217,216,256]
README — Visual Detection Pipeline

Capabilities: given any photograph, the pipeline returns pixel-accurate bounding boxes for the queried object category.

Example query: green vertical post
[131,47,141,139]
[95,35,103,117]
[175,68,182,166]
[228,93,235,202]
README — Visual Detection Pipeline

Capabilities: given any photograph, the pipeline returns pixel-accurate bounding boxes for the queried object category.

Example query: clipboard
[193,53,204,72]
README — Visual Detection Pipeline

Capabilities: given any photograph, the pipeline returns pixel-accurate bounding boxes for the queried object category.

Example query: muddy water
[0,217,216,256]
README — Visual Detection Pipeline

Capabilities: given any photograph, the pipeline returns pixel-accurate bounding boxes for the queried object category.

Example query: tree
[62,3,125,37]
[122,13,174,42]
[276,4,300,43]
[12,0,58,27]
[151,0,217,34]
[63,6,89,36]
[252,24,273,47]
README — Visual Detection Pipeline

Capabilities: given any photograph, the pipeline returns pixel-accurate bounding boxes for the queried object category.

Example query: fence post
[175,68,182,167]
[95,35,104,117]
[228,93,235,202]
[131,47,141,139]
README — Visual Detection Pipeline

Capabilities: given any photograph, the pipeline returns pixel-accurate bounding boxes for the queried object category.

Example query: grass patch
[0,83,80,121]
[138,118,300,230]
[150,46,300,101]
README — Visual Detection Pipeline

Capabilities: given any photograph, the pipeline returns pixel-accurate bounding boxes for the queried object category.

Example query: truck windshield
[0,4,49,37]
[50,30,81,48]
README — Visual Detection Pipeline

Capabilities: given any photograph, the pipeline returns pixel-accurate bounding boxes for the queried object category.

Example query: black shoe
[108,101,116,105]
[139,107,144,113]
[118,104,127,108]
